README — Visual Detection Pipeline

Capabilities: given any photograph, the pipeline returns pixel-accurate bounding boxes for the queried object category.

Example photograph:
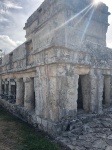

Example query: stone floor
[56,106,112,150]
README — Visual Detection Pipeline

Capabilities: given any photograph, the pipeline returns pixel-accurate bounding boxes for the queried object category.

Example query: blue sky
[0,0,112,54]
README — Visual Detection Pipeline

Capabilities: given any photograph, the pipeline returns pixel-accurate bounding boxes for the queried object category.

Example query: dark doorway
[11,84,16,103]
[102,83,105,104]
[77,76,83,109]
[6,84,9,95]
[2,84,5,94]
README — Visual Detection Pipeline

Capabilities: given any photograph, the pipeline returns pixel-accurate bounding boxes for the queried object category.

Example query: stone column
[66,74,79,116]
[52,65,79,121]
[97,75,104,114]
[23,77,35,110]
[16,78,24,106]
[89,73,104,113]
[48,74,79,121]
[81,75,90,112]
[8,80,11,99]
[89,74,98,113]
[104,76,111,104]
[35,65,79,122]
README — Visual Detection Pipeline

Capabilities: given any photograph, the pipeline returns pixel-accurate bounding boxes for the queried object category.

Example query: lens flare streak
[81,7,96,43]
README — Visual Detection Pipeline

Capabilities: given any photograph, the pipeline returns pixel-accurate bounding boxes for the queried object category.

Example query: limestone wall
[24,0,64,40]
[0,41,112,75]
[13,44,26,62]
[0,44,26,73]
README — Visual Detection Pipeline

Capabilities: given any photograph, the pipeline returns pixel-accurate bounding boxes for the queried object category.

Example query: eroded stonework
[0,0,112,137]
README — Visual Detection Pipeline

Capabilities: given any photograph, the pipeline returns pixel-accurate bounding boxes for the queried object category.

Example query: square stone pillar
[16,78,24,106]
[35,65,79,122]
[97,75,104,114]
[89,74,98,113]
[89,73,104,113]
[104,76,111,104]
[57,74,79,120]
[81,75,90,112]
[23,77,35,111]
[34,66,48,120]
[48,65,79,121]
[8,80,11,99]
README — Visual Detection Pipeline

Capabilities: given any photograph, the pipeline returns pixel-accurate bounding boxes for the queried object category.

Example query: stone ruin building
[0,0,112,136]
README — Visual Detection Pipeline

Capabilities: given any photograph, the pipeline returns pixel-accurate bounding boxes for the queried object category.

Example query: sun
[93,0,101,5]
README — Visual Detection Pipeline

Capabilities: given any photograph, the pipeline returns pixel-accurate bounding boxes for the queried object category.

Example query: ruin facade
[0,0,112,136]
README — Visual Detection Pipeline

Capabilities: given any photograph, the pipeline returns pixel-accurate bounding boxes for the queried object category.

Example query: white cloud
[0,35,17,47]
[0,0,22,15]
[0,35,23,53]
[107,42,112,48]
[0,16,8,22]
[4,0,22,9]
[0,35,23,47]
[16,40,23,45]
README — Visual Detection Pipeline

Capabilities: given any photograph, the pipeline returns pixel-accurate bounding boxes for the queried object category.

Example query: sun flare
[93,0,101,5]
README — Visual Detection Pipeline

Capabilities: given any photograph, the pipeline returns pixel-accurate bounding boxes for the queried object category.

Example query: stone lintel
[16,78,23,83]
[23,77,32,83]
[74,67,90,75]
